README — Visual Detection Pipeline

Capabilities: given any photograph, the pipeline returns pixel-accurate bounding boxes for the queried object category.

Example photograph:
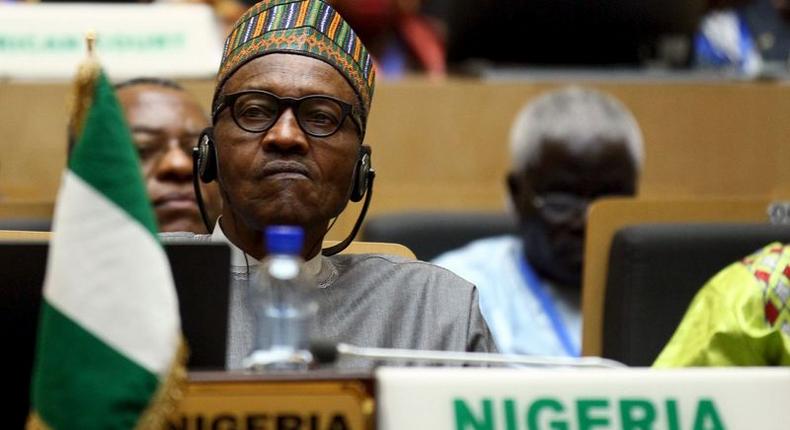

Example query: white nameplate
[376,367,790,430]
[0,3,222,80]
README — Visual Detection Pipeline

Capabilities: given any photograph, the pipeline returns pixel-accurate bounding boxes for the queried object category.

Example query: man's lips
[261,160,311,180]
[154,192,197,211]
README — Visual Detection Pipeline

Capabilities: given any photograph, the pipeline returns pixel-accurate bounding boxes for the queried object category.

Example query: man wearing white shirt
[434,87,644,357]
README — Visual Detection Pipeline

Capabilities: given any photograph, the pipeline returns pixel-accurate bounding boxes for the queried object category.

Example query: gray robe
[162,232,497,369]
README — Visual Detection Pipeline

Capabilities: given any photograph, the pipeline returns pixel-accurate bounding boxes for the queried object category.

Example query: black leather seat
[361,211,517,261]
[603,222,790,366]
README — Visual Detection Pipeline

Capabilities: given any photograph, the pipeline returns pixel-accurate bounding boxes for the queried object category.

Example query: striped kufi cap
[214,0,376,133]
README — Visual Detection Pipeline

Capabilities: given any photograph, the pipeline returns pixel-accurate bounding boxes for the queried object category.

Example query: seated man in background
[654,243,790,366]
[70,78,222,233]
[697,0,790,75]
[434,87,644,357]
[174,0,495,369]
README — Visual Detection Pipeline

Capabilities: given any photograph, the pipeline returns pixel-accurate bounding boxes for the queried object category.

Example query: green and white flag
[28,60,184,429]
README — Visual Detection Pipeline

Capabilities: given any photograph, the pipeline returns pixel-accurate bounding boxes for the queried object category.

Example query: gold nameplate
[170,371,374,430]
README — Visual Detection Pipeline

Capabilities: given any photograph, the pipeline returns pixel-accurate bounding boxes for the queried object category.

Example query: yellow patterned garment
[654,242,790,367]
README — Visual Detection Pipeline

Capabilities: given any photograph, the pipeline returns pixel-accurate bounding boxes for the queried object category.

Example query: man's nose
[156,141,193,181]
[260,109,309,154]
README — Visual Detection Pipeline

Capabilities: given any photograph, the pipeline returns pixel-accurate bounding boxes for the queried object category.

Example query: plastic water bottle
[244,225,318,371]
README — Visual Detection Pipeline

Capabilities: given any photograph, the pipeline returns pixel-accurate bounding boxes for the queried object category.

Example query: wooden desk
[0,200,53,220]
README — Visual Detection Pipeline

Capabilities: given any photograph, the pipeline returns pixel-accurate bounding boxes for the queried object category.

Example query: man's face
[509,138,638,287]
[118,85,220,233]
[212,54,361,233]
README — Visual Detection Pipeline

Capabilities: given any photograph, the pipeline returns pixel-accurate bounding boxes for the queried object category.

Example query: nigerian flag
[28,63,184,429]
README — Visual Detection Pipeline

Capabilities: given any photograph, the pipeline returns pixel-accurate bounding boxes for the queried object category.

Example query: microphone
[322,170,375,256]
[310,341,626,369]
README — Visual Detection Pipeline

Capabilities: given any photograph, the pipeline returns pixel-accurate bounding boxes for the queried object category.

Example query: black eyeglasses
[214,90,356,138]
[532,192,590,223]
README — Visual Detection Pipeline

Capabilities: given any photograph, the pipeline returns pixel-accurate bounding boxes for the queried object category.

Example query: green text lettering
[620,399,656,430]
[693,399,725,430]
[455,398,494,430]
[527,398,567,430]
[577,399,610,430]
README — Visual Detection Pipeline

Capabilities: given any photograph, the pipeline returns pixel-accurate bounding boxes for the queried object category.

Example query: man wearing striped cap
[183,0,495,368]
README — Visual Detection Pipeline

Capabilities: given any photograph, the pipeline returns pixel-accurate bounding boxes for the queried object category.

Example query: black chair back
[362,211,517,261]
[604,223,790,366]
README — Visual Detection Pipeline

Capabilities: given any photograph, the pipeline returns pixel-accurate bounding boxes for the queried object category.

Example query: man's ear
[507,171,536,219]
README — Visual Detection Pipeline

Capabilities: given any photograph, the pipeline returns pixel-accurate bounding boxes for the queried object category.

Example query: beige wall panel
[2,78,789,240]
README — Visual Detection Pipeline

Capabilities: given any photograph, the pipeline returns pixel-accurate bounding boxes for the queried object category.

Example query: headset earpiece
[350,146,372,202]
[323,145,375,256]
[195,127,217,183]
[192,127,217,233]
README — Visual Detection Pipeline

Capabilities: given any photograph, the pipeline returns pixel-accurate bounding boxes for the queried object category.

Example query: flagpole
[69,31,101,145]
[85,30,96,57]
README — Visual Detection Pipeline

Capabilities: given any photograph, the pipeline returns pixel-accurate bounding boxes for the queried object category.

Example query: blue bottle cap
[265,225,304,255]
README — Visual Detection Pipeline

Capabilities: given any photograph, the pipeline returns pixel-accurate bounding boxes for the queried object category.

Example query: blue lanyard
[518,257,579,357]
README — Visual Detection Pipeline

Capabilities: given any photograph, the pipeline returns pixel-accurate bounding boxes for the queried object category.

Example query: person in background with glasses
[434,87,644,357]
[166,0,495,369]
[68,78,222,234]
